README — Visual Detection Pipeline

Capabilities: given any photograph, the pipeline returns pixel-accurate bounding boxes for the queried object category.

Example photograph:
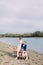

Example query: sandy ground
[0,42,43,65]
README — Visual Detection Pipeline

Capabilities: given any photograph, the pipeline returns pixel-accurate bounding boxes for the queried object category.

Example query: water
[0,37,43,53]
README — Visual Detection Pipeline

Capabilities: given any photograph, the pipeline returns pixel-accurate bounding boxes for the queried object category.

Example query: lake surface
[0,37,43,53]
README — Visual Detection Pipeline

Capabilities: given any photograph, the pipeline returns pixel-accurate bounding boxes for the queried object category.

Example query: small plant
[12,64,14,65]
[0,51,5,56]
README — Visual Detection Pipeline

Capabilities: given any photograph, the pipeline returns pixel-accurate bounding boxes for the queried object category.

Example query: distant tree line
[0,31,43,37]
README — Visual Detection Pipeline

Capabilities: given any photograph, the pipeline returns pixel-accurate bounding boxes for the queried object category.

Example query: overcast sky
[0,0,43,33]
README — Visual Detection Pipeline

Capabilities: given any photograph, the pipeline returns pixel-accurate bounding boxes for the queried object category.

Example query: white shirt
[17,40,23,52]
[17,39,25,52]
[17,44,21,52]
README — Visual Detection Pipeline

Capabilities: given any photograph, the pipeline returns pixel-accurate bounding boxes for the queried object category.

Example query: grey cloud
[0,0,43,33]
[15,8,43,20]
[0,0,43,20]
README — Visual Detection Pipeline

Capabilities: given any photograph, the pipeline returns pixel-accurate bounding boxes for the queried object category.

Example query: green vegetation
[12,64,14,65]
[0,51,6,56]
[0,31,43,37]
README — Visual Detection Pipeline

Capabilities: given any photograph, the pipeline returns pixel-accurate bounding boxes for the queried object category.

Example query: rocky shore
[0,42,43,65]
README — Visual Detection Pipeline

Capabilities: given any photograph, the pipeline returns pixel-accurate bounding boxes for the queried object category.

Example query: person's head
[18,37,22,40]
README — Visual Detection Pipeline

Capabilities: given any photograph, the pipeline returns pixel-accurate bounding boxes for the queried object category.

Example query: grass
[12,64,14,65]
[0,51,6,56]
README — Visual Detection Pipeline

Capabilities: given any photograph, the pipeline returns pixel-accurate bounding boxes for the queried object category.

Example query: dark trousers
[21,44,27,51]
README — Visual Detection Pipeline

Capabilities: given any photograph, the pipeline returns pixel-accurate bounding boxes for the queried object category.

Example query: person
[17,37,24,57]
[18,37,26,50]
[21,41,28,59]
[17,37,28,59]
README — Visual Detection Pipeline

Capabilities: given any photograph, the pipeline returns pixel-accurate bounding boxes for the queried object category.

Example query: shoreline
[0,42,43,65]
[0,41,43,54]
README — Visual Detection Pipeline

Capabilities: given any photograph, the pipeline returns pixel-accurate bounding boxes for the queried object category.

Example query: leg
[23,51,28,60]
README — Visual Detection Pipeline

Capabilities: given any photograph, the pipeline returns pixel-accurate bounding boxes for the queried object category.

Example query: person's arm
[22,41,27,44]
